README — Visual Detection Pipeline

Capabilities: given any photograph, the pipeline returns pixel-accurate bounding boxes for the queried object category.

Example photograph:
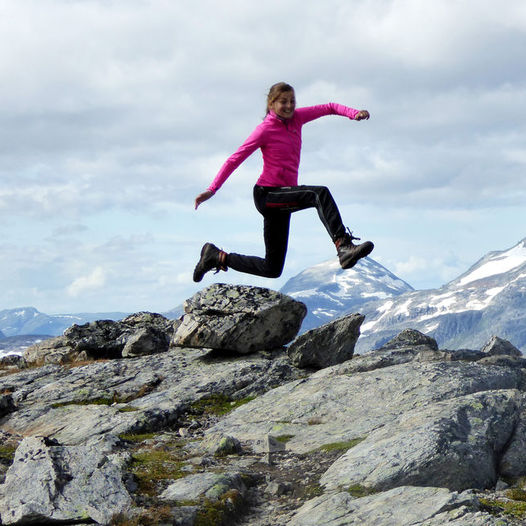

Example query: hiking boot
[335,230,374,270]
[193,243,228,282]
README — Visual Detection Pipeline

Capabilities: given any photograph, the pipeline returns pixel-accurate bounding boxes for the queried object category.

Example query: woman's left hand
[194,190,214,209]
[355,110,370,121]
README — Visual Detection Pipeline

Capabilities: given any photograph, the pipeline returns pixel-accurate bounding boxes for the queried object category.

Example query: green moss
[506,488,526,502]
[347,484,377,498]
[0,445,17,463]
[315,438,365,453]
[303,483,324,499]
[51,397,114,408]
[130,448,187,496]
[118,406,140,413]
[190,394,256,416]
[275,434,294,444]
[480,498,526,519]
[194,490,243,526]
[110,505,173,526]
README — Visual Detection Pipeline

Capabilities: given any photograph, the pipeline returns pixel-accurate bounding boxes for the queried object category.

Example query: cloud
[2,0,526,312]
[66,266,107,297]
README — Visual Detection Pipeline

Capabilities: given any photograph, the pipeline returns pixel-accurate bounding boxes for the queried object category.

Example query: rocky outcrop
[481,335,523,357]
[1,285,526,525]
[23,312,177,365]
[287,313,364,368]
[172,283,307,353]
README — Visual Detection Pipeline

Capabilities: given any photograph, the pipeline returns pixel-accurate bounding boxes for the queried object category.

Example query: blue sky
[1,0,525,314]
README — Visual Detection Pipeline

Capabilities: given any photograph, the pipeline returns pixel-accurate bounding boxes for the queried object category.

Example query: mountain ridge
[296,238,526,353]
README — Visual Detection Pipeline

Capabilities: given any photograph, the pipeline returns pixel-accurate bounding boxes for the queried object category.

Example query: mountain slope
[280,257,414,332]
[356,238,526,352]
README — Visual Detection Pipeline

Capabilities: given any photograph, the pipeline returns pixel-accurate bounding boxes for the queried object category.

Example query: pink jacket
[207,103,360,193]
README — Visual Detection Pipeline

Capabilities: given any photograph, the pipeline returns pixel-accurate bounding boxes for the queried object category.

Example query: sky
[1,0,525,314]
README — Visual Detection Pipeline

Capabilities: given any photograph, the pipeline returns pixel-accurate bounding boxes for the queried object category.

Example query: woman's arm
[207,125,265,194]
[296,103,369,124]
[194,123,265,209]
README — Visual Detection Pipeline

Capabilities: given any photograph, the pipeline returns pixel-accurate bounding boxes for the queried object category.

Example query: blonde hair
[266,82,294,115]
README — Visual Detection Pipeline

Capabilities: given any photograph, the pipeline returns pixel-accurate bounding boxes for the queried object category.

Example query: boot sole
[340,241,374,270]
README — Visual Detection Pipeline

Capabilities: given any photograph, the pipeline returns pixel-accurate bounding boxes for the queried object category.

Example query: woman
[193,82,374,282]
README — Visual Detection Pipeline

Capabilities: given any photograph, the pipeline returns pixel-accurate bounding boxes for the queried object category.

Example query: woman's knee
[264,259,285,278]
[265,265,284,278]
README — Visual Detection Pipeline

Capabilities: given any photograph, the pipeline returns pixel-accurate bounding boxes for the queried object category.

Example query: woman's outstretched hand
[194,190,214,209]
[355,110,370,121]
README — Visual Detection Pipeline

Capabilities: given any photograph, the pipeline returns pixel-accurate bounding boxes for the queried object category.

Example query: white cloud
[67,266,107,297]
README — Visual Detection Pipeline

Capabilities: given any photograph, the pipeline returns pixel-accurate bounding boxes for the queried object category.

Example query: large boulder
[172,284,306,353]
[0,436,131,525]
[287,313,364,369]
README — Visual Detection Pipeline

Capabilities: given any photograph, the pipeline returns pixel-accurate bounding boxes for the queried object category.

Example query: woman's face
[270,90,296,119]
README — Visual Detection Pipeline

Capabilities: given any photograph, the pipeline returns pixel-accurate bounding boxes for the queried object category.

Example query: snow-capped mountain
[280,238,526,354]
[356,238,526,353]
[280,256,414,332]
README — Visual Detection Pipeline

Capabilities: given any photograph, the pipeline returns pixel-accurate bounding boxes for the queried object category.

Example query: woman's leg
[263,185,347,241]
[263,185,374,269]
[193,186,291,281]
[227,211,290,278]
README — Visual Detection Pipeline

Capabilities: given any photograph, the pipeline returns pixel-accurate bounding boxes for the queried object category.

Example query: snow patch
[459,243,526,286]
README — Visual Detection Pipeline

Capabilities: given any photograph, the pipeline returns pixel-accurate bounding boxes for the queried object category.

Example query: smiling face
[270,89,296,119]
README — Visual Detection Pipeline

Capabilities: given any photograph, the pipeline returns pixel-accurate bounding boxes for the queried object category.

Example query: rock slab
[287,313,364,368]
[0,436,131,525]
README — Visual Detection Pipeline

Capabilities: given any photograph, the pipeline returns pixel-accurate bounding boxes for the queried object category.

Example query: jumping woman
[193,82,374,282]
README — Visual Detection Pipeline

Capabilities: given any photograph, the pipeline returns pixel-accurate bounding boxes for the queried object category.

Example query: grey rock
[480,335,522,357]
[23,336,78,365]
[160,471,246,502]
[265,480,293,496]
[208,360,522,455]
[172,284,306,353]
[121,326,168,357]
[320,389,520,492]
[478,355,526,368]
[201,432,242,457]
[379,328,439,351]
[23,312,173,364]
[289,486,503,526]
[0,436,131,525]
[499,394,526,479]
[287,313,364,369]
[0,354,24,368]
[0,348,301,445]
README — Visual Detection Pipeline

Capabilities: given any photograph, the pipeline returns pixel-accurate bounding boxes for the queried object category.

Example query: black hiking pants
[226,185,347,278]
